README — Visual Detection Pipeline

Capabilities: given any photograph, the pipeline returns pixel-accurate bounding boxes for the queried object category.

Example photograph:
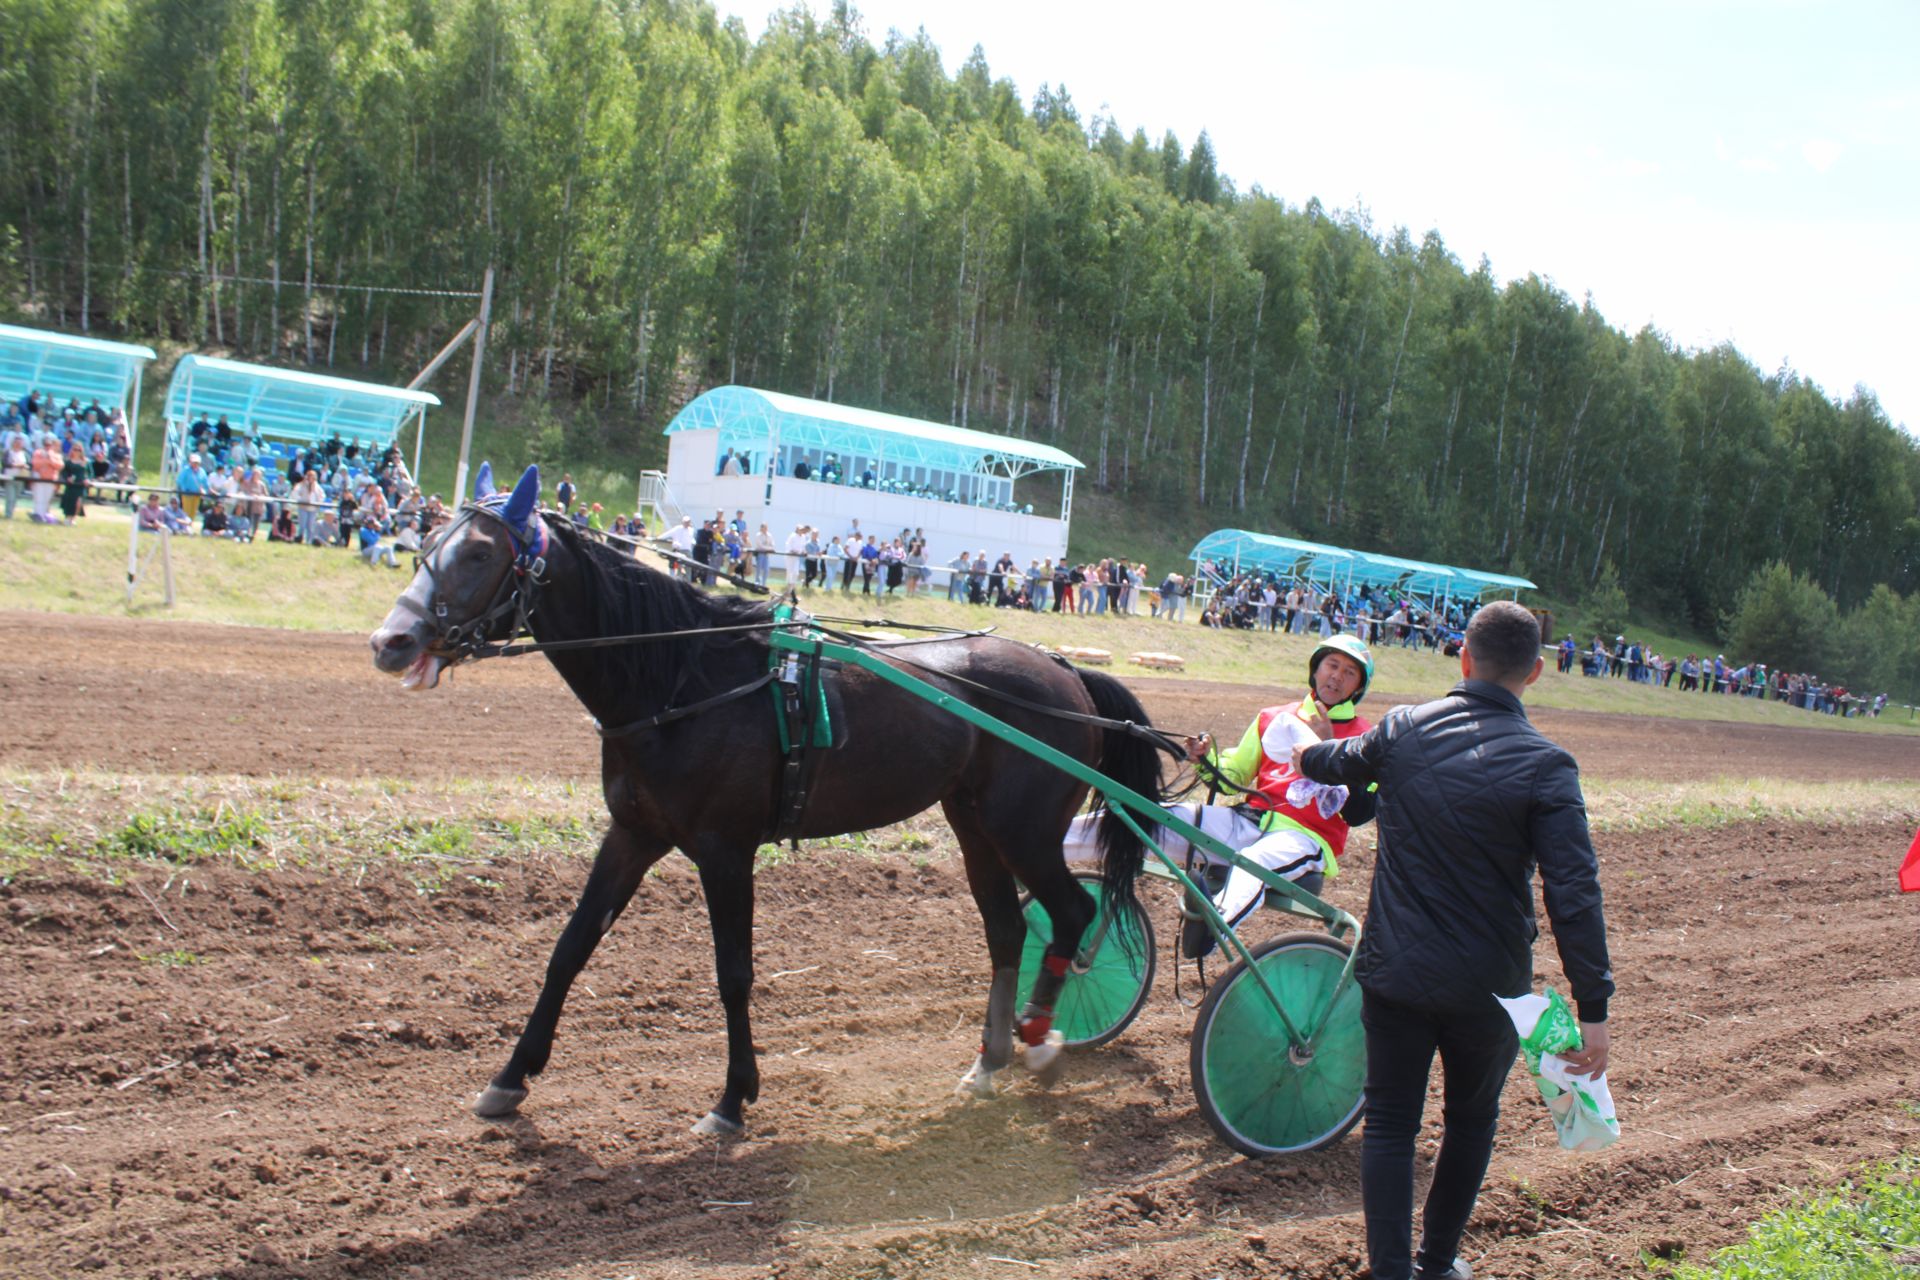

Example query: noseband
[394,502,549,662]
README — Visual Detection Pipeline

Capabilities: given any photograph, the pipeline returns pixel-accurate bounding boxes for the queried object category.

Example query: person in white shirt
[784,524,808,588]
[752,523,775,586]
[665,515,696,577]
[208,465,238,505]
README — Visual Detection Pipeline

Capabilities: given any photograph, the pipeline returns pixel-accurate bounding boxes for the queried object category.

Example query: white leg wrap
[1020,1030,1067,1084]
[956,1053,999,1098]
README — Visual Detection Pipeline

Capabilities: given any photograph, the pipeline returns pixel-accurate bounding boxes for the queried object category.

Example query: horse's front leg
[691,851,759,1136]
[474,823,667,1118]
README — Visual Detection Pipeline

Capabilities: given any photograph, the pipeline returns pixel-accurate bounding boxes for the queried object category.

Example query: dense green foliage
[4,0,1917,646]
[1664,1156,1920,1279]
[1724,561,1839,676]
[1583,560,1631,640]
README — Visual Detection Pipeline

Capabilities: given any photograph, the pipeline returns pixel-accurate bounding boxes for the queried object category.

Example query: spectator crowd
[660,508,1207,619]
[6,394,1901,721]
[1192,563,1469,653]
[1555,634,1888,717]
[2,391,135,524]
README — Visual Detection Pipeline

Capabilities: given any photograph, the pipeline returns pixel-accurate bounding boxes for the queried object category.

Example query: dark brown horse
[369,465,1162,1134]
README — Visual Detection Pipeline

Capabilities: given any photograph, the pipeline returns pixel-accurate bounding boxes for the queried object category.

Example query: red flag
[1903,829,1920,894]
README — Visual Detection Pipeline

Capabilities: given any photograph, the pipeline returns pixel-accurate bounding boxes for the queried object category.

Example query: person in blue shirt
[358,520,400,568]
[175,454,209,519]
[721,524,744,576]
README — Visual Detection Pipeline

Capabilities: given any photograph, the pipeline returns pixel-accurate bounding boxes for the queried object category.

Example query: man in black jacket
[1294,600,1613,1280]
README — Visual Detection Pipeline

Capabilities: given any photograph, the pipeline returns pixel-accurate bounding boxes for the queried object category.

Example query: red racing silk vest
[1246,701,1372,860]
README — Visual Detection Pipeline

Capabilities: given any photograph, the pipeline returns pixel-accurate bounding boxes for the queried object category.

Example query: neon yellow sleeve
[1206,718,1264,792]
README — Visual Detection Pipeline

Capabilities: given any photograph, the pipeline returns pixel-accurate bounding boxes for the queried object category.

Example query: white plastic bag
[1496,988,1619,1153]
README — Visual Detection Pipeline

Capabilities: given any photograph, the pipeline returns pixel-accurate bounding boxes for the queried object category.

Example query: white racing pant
[1063,803,1325,929]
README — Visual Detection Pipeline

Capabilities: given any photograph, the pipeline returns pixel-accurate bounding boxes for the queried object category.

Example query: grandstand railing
[635,469,687,533]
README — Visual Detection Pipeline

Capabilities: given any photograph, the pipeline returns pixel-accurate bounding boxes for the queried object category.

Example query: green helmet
[1309,634,1375,706]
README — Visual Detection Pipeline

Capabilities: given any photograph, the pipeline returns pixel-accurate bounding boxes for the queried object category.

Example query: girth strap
[772,641,829,844]
[596,672,776,740]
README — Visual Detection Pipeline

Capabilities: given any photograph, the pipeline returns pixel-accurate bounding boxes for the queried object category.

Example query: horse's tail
[1076,667,1165,931]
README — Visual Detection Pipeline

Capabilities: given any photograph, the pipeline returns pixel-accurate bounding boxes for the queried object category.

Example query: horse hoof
[1022,1031,1067,1085]
[472,1084,528,1119]
[956,1055,999,1099]
[692,1110,744,1138]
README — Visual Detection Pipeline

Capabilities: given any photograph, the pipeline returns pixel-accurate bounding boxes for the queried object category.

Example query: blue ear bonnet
[468,463,548,567]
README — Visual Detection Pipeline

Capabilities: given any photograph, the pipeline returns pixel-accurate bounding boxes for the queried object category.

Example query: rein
[408,527,1196,756]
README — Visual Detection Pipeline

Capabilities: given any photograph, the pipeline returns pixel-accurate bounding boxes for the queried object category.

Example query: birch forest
[3,0,1916,646]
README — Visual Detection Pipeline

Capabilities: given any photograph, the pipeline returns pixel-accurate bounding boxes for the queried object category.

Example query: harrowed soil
[1,611,1918,1279]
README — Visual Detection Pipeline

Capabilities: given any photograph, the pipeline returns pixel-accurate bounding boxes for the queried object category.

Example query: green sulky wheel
[1017,871,1156,1048]
[1189,931,1366,1157]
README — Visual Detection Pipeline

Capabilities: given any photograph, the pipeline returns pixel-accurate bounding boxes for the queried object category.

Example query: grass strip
[1581,779,1920,832]
[1660,1154,1920,1278]
[6,517,1917,736]
[0,770,1912,892]
[0,769,934,887]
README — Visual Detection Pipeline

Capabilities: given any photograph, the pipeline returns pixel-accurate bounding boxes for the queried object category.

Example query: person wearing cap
[1291,601,1613,1280]
[1061,635,1379,959]
[174,453,208,520]
[666,514,695,574]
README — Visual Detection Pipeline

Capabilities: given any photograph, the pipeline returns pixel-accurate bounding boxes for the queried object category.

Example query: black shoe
[1415,1258,1470,1280]
[1180,913,1216,960]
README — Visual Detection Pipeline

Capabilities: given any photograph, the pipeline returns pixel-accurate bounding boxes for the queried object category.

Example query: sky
[720,1,1920,433]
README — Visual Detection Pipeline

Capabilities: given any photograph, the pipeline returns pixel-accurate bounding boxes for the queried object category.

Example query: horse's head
[370,464,547,690]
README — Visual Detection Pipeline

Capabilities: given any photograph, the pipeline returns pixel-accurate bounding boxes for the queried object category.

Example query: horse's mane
[542,517,773,713]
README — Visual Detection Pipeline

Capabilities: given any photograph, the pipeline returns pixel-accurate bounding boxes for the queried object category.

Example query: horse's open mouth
[400,652,447,691]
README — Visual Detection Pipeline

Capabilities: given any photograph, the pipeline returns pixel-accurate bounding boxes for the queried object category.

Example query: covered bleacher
[160,355,439,484]
[1190,528,1535,603]
[659,385,1083,569]
[0,322,156,446]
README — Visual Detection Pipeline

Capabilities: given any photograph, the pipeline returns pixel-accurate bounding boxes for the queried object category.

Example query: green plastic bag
[1496,988,1619,1153]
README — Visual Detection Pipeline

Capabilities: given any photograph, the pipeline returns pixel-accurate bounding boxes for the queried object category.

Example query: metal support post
[451,265,494,507]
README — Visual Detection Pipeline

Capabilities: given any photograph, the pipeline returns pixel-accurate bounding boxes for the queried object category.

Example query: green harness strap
[770,603,832,751]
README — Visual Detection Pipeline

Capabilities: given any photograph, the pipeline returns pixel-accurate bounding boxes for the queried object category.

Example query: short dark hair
[1465,601,1541,683]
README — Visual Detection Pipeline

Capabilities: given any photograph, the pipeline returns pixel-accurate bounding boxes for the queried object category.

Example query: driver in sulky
[1061,635,1378,957]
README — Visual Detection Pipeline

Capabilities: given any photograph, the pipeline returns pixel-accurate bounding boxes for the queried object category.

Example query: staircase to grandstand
[635,469,685,533]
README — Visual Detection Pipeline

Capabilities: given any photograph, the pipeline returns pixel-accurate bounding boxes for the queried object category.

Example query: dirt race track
[3,612,1920,1279]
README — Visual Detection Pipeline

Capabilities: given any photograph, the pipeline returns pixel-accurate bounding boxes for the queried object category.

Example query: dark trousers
[1361,989,1519,1280]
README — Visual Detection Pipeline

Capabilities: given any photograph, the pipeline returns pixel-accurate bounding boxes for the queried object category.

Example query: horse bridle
[394,502,548,663]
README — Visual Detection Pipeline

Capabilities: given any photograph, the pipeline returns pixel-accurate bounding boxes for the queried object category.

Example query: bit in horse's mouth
[400,652,446,691]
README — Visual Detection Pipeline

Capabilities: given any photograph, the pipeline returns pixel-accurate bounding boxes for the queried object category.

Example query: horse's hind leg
[475,823,666,1118]
[1004,858,1096,1077]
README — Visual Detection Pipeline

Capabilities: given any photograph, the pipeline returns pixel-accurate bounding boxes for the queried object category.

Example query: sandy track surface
[2,610,1911,783]
[2,609,1918,1278]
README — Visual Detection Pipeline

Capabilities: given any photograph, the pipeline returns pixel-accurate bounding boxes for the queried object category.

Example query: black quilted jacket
[1299,679,1614,1023]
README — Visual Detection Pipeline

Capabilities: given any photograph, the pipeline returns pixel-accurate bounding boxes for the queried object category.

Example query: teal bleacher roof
[1191,529,1352,574]
[163,355,438,444]
[1190,528,1533,597]
[665,385,1082,476]
[1445,566,1538,594]
[0,323,156,413]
